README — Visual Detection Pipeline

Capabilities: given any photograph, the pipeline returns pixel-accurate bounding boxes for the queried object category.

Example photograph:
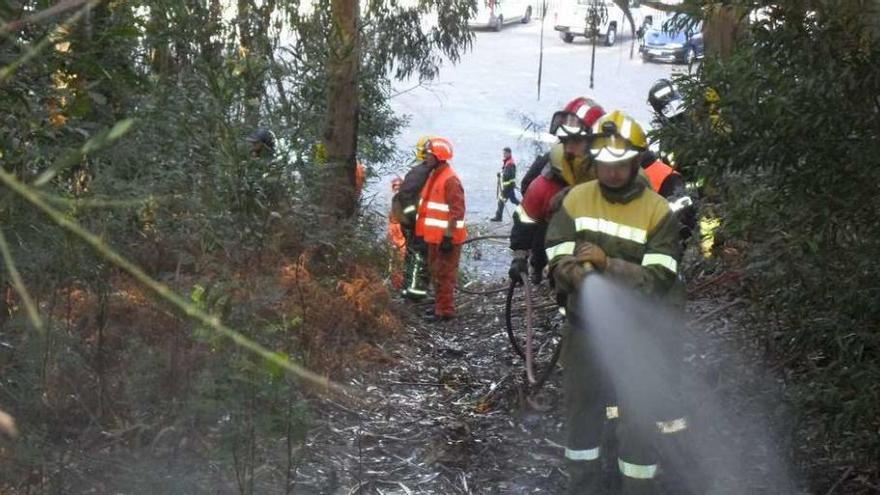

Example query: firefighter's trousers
[530,223,549,276]
[562,320,668,495]
[402,227,430,300]
[651,305,695,495]
[427,243,461,317]
[494,187,520,219]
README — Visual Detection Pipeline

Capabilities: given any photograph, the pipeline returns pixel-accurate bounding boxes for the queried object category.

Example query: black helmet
[648,79,685,121]
[246,128,276,150]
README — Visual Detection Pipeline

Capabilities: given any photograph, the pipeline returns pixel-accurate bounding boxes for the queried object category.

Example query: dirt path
[292,227,799,494]
[293,276,569,494]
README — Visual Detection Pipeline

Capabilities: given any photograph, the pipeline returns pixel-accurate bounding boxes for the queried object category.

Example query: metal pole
[589,23,597,89]
[537,0,546,100]
[588,0,599,89]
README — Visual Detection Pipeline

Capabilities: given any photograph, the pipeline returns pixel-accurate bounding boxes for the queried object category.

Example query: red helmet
[550,97,606,138]
[425,137,453,162]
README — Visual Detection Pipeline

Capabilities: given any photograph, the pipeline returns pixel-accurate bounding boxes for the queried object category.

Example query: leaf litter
[291,233,798,494]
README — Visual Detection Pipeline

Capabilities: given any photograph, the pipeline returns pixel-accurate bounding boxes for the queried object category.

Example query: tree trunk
[321,0,360,218]
[149,8,173,75]
[237,0,259,125]
[703,3,744,60]
[201,0,223,64]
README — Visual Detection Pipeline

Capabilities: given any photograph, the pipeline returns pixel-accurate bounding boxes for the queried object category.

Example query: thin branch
[0,0,89,37]
[461,234,508,245]
[36,191,180,209]
[689,298,745,328]
[0,228,44,335]
[0,0,101,83]
[824,466,854,495]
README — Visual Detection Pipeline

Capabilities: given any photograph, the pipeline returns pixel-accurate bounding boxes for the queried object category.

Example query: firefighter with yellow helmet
[391,135,435,300]
[545,111,686,494]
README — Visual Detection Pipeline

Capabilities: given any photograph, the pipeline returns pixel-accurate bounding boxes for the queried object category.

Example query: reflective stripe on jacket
[393,160,432,227]
[545,181,681,297]
[415,163,467,245]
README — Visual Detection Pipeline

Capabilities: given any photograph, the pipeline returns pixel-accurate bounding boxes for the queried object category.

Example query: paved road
[376,15,690,220]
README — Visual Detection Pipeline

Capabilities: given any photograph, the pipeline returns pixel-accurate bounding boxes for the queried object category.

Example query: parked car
[640,24,704,64]
[553,0,643,45]
[468,0,533,31]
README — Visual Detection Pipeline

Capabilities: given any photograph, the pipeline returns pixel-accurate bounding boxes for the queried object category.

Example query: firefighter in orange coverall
[415,137,467,322]
[388,177,407,289]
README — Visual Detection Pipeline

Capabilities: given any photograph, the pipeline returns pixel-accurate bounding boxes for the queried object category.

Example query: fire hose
[504,278,562,391]
[407,233,561,390]
[523,275,536,385]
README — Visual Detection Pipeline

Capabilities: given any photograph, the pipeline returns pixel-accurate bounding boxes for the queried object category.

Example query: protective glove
[508,257,528,284]
[496,171,501,178]
[575,242,608,271]
[552,256,589,295]
[440,235,454,253]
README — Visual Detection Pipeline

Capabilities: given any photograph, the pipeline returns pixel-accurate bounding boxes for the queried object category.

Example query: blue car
[640,25,704,64]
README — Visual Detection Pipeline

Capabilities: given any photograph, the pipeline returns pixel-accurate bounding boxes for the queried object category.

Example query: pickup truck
[554,0,642,45]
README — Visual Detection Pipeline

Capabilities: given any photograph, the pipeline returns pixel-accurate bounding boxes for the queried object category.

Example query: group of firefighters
[387,79,698,494]
[388,136,468,322]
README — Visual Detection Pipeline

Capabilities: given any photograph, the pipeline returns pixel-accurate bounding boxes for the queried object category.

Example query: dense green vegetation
[0,0,473,491]
[657,1,880,491]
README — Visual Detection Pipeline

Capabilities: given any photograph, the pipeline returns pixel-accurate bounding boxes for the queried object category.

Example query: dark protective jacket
[510,143,595,251]
[520,152,549,194]
[545,179,682,298]
[500,157,517,193]
[392,159,432,227]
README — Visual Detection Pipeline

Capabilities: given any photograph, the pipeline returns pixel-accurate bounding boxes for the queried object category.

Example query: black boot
[491,201,504,221]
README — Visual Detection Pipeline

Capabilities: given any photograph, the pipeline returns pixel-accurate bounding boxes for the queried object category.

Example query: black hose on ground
[458,285,509,295]
[505,280,563,392]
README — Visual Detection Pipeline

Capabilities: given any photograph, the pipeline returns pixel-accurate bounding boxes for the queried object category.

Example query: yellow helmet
[415,135,436,161]
[705,87,721,104]
[589,111,647,164]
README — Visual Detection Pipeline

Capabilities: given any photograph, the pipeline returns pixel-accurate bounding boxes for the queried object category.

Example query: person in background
[646,79,698,248]
[387,177,407,289]
[508,97,605,285]
[415,137,466,322]
[354,161,366,200]
[247,128,276,158]
[491,147,519,222]
[391,136,434,300]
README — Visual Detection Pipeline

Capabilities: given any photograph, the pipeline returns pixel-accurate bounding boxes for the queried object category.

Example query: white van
[553,0,643,45]
[468,0,534,31]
